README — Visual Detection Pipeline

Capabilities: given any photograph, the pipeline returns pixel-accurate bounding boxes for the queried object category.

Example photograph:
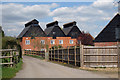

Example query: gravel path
[14,56,110,78]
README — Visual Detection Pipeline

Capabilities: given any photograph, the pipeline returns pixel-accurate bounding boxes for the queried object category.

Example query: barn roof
[44,26,54,35]
[17,19,46,38]
[94,13,120,42]
[25,19,39,27]
[63,26,73,35]
[44,21,65,37]
[46,21,58,28]
[17,26,31,38]
[63,21,76,28]
[63,21,77,35]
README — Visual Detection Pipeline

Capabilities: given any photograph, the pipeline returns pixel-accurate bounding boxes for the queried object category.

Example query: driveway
[13,56,117,79]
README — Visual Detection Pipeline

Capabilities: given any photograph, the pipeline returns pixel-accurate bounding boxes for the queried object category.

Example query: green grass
[25,54,45,60]
[2,59,23,80]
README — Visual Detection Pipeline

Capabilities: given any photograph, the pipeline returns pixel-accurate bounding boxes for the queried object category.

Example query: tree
[31,37,50,52]
[77,31,94,46]
[0,26,5,37]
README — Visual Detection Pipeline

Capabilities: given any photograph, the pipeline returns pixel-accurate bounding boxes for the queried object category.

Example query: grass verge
[24,54,45,60]
[2,59,23,80]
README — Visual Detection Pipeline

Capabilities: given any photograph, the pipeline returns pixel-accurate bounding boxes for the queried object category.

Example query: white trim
[59,40,63,44]
[70,40,74,44]
[51,40,55,44]
[41,40,45,44]
[25,40,30,45]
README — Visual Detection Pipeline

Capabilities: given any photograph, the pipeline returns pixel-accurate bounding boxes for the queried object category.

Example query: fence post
[45,49,49,61]
[10,50,13,67]
[54,47,55,61]
[62,48,63,62]
[80,44,84,67]
[22,50,25,55]
[68,47,69,64]
[16,51,18,63]
[75,46,77,66]
[58,47,59,62]
[51,48,52,61]
[117,43,120,68]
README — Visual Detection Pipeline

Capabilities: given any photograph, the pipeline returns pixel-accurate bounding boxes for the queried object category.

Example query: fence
[49,45,119,67]
[49,46,81,67]
[0,49,19,67]
[83,46,118,67]
[24,50,45,59]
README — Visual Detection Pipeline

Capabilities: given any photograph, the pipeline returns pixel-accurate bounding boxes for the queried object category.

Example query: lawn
[2,59,23,80]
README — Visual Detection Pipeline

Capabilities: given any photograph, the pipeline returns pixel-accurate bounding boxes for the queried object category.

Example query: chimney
[25,19,39,27]
[46,21,58,28]
[63,21,76,28]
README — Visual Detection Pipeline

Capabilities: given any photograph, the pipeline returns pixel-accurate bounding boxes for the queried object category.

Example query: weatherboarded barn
[94,14,120,46]
[63,21,82,38]
[44,21,66,38]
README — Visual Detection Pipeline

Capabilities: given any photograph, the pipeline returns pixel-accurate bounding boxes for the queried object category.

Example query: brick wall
[94,42,120,46]
[20,37,77,52]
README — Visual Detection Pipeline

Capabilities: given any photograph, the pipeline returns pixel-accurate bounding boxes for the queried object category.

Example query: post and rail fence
[0,49,20,67]
[49,45,119,68]
[24,50,45,59]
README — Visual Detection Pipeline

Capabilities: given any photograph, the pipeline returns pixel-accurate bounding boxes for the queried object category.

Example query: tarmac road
[14,56,117,80]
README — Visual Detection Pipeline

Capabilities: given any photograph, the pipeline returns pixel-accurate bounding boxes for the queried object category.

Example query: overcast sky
[1,0,119,37]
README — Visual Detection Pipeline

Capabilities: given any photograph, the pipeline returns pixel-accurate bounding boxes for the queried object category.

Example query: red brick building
[21,37,77,51]
[17,19,80,54]
[94,14,120,46]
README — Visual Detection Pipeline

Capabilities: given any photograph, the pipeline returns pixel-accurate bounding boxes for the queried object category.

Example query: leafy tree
[0,26,5,37]
[77,31,94,46]
[31,38,49,52]
[2,36,17,49]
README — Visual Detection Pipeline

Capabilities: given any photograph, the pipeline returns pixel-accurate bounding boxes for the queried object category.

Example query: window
[41,40,45,44]
[25,40,30,45]
[70,40,73,44]
[59,40,63,44]
[41,49,45,51]
[51,40,55,44]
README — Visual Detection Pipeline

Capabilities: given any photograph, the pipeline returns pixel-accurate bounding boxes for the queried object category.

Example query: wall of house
[94,42,120,46]
[49,37,77,48]
[20,37,77,53]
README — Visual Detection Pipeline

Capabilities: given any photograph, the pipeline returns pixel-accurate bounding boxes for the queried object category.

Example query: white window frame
[59,40,63,44]
[41,48,45,51]
[25,40,30,45]
[70,40,73,44]
[51,40,55,44]
[41,40,45,44]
